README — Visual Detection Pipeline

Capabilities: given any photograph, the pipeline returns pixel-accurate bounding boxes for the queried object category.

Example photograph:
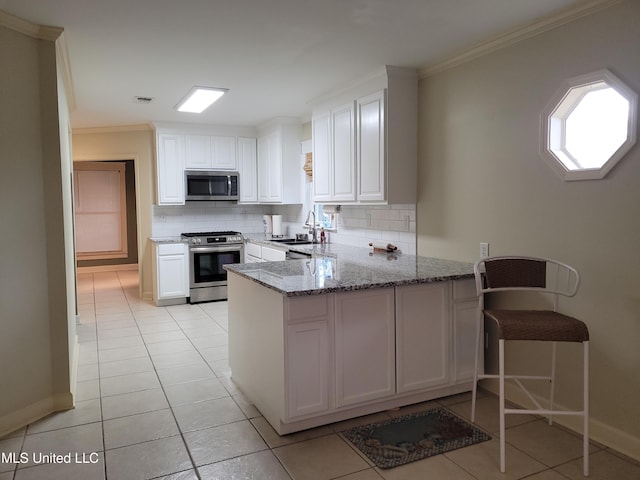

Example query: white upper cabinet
[257,119,303,204]
[211,136,237,170]
[312,112,331,202]
[156,133,185,205]
[311,66,417,204]
[332,102,357,202]
[357,91,385,202]
[237,137,258,203]
[185,135,237,170]
[257,131,281,203]
[312,103,357,203]
[184,134,210,169]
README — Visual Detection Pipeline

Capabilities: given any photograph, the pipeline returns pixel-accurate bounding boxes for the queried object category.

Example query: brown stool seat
[484,309,589,342]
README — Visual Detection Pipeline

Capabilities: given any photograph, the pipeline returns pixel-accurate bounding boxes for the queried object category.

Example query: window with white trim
[541,69,637,181]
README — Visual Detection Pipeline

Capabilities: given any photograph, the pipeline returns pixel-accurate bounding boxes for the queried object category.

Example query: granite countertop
[227,236,474,296]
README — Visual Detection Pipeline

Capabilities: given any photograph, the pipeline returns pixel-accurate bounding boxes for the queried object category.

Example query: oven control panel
[184,234,243,245]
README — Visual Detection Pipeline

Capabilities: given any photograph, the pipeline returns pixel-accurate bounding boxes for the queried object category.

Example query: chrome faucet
[305,210,318,243]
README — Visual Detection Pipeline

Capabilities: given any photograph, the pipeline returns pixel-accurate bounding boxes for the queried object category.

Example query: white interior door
[74,161,127,259]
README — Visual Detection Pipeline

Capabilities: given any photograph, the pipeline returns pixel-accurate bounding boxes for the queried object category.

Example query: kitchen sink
[271,238,317,245]
[271,238,316,245]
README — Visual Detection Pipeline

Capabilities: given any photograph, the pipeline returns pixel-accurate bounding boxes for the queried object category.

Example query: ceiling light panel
[176,87,227,113]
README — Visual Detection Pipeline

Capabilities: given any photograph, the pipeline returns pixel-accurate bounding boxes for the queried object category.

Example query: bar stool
[471,256,589,476]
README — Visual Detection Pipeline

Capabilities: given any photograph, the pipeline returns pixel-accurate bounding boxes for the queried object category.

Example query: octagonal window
[541,69,637,181]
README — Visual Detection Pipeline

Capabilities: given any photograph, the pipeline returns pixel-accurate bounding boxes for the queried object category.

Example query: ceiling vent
[133,96,154,104]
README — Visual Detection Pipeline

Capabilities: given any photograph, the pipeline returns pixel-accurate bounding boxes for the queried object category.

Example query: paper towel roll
[322,205,341,215]
[263,215,272,235]
[271,215,283,237]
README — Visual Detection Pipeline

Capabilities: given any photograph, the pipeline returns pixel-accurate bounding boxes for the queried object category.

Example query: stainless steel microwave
[185,170,239,201]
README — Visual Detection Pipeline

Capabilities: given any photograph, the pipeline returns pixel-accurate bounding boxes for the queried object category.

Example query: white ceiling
[1,0,602,129]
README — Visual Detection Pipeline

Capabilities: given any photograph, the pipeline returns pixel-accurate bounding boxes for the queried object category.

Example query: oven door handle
[189,245,243,254]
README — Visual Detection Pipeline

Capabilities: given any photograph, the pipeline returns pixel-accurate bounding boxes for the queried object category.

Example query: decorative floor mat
[342,407,490,469]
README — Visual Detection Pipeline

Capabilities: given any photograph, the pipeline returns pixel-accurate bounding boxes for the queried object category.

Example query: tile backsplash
[152,201,416,255]
[152,203,272,237]
[272,202,416,255]
[331,204,416,254]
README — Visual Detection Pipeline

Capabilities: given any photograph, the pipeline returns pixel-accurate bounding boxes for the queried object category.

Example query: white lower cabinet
[228,272,479,435]
[335,288,396,407]
[244,241,286,263]
[285,295,332,419]
[261,245,286,262]
[395,282,450,393]
[152,242,189,306]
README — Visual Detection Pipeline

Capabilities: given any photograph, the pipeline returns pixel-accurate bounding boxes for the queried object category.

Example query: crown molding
[56,33,76,112]
[0,9,62,40]
[1,9,75,110]
[419,0,625,78]
[72,123,154,135]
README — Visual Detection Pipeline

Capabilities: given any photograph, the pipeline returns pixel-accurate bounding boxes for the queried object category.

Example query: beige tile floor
[1,270,639,480]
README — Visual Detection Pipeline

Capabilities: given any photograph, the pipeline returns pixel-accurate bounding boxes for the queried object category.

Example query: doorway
[73,160,138,267]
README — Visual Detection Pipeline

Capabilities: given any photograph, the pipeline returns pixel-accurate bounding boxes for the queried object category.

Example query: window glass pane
[314,204,336,229]
[565,88,629,169]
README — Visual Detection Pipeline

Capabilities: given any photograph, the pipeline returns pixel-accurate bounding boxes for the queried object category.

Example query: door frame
[73,154,142,274]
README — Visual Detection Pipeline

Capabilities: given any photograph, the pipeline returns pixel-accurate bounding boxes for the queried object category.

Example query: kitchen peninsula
[225,246,479,434]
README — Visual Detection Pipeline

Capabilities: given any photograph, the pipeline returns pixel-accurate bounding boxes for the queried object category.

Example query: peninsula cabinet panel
[286,320,331,418]
[285,294,333,419]
[395,282,450,393]
[453,279,480,382]
[335,288,395,407]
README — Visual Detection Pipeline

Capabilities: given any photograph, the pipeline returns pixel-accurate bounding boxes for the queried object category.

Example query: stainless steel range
[181,231,244,303]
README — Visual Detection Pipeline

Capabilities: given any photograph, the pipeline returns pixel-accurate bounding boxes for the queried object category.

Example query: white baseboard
[76,263,138,273]
[481,379,640,462]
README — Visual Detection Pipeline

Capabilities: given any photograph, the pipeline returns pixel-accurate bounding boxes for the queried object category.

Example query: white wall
[418,0,640,458]
[0,23,75,436]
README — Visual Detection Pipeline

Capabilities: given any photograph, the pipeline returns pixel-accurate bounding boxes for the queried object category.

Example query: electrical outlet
[480,242,490,258]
